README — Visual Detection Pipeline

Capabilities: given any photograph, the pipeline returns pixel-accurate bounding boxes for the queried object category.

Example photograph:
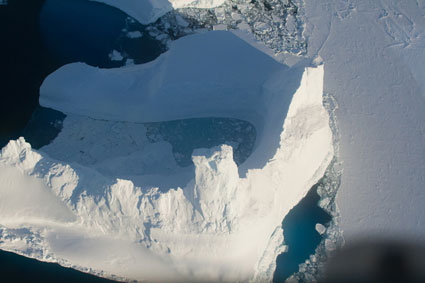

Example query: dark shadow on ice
[33,153,120,205]
[36,116,255,193]
[239,64,305,176]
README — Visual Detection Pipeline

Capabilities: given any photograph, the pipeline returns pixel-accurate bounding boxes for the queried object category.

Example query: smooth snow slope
[302,0,425,241]
[40,31,282,127]
[89,0,226,24]
[1,30,333,281]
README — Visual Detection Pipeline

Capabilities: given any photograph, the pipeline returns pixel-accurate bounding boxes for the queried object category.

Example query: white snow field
[90,0,226,24]
[0,30,333,282]
[302,0,425,242]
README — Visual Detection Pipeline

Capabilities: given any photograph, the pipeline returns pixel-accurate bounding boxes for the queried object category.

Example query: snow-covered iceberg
[0,30,333,281]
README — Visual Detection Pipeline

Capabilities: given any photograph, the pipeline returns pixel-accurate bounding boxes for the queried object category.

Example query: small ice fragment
[127,31,143,38]
[109,50,124,61]
[315,223,326,235]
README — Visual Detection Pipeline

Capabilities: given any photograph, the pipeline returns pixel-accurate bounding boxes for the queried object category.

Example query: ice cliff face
[0,30,333,281]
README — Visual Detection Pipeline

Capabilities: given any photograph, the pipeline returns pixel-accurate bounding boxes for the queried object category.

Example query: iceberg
[0,30,333,281]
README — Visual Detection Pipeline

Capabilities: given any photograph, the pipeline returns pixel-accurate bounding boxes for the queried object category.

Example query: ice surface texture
[303,0,425,242]
[0,30,333,281]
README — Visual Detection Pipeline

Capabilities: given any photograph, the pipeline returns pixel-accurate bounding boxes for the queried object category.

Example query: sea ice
[303,0,425,242]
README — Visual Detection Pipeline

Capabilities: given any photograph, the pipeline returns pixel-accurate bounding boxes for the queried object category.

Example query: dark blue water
[0,0,55,144]
[39,0,165,68]
[0,249,116,282]
[273,180,332,282]
[19,106,66,149]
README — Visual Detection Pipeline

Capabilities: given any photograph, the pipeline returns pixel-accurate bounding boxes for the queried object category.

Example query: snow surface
[302,0,425,241]
[90,0,226,24]
[0,30,333,281]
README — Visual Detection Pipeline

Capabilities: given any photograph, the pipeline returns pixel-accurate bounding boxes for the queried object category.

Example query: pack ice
[89,0,226,24]
[0,31,333,281]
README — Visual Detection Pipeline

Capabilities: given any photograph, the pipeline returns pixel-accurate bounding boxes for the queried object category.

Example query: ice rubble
[89,0,226,25]
[0,30,333,281]
[143,0,305,56]
[90,0,305,56]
